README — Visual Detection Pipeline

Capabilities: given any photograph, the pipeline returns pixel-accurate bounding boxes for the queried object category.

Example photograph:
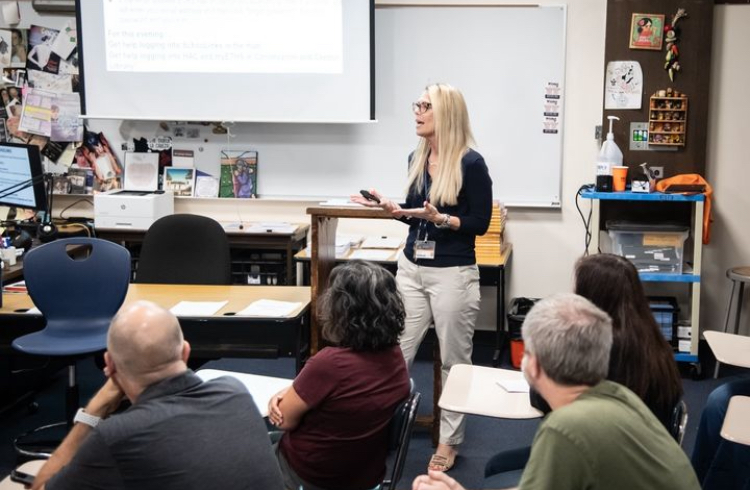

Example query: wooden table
[439,364,542,419]
[704,331,750,370]
[721,395,750,445]
[0,284,310,413]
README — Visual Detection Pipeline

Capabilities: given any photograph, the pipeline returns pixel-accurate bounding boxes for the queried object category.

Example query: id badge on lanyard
[415,164,437,260]
[415,238,436,260]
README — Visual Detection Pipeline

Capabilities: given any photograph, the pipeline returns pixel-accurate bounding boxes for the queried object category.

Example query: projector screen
[77,0,374,122]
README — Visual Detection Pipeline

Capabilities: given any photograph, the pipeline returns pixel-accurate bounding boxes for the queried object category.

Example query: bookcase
[582,190,704,376]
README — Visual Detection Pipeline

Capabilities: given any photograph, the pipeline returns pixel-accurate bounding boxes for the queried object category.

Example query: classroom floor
[0,345,742,489]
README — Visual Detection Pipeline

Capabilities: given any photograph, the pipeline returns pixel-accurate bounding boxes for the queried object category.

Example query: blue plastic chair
[12,237,131,457]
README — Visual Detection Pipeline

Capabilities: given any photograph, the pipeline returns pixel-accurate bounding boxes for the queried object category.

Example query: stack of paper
[170,301,228,317]
[2,281,27,294]
[236,299,302,317]
[361,236,403,249]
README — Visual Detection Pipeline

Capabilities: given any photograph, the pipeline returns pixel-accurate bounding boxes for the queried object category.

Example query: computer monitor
[0,142,47,212]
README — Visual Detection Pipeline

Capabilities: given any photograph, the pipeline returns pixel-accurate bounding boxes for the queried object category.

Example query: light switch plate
[630,122,650,151]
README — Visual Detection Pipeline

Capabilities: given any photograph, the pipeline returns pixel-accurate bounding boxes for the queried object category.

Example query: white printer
[94,190,174,230]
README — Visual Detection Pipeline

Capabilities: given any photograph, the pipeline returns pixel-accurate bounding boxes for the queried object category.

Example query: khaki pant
[396,252,481,445]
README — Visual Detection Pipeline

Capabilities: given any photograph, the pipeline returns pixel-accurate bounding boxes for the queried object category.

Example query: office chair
[670,399,689,446]
[381,391,422,490]
[136,214,232,285]
[12,238,131,458]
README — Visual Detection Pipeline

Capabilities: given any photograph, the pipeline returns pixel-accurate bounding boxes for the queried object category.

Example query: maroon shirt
[279,345,410,490]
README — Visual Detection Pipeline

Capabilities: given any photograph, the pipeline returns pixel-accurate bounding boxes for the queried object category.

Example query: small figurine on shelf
[664,8,688,81]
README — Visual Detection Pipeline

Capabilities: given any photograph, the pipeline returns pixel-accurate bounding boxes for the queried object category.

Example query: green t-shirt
[518,380,700,490]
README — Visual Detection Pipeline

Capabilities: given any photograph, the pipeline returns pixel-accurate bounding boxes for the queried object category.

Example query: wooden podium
[306,205,442,445]
[306,205,393,353]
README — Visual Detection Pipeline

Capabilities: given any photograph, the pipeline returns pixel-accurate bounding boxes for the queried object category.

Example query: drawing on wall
[605,61,643,110]
[219,150,257,198]
[629,14,665,50]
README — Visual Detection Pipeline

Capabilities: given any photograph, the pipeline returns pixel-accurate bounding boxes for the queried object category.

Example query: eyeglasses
[411,101,432,115]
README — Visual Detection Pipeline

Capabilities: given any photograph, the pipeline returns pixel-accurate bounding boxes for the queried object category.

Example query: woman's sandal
[428,453,456,472]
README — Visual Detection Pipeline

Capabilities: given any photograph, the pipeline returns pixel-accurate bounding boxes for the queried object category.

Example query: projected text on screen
[103,0,343,74]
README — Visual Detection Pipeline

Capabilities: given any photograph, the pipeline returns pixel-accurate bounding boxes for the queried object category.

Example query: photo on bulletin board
[629,14,665,50]
[123,151,159,191]
[163,167,195,197]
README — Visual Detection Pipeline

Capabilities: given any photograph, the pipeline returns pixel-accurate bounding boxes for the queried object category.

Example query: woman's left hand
[393,201,442,224]
[268,387,290,426]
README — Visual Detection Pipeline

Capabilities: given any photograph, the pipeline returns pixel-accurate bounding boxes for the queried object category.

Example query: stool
[714,266,750,378]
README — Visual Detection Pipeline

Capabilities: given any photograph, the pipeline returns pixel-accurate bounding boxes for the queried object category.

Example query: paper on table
[361,236,403,249]
[243,222,297,234]
[236,299,301,317]
[319,199,363,207]
[349,249,395,261]
[496,379,531,393]
[170,301,228,317]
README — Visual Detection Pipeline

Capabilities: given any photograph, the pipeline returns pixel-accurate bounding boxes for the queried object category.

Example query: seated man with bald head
[29,300,283,490]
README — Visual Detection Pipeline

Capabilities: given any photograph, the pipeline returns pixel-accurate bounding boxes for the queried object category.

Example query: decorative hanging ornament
[664,8,688,82]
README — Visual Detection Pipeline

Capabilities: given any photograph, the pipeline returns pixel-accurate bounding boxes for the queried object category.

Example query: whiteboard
[88,5,567,207]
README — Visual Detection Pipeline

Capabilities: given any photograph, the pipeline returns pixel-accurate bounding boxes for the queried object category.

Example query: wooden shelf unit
[649,95,688,146]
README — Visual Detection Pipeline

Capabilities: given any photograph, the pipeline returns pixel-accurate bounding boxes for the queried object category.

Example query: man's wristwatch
[436,214,452,229]
[74,408,102,428]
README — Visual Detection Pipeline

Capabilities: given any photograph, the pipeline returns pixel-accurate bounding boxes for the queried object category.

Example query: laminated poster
[605,61,643,110]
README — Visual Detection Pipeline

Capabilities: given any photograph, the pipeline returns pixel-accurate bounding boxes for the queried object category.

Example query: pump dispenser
[595,116,624,192]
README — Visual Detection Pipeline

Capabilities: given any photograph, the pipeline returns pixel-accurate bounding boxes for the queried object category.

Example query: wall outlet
[651,166,664,179]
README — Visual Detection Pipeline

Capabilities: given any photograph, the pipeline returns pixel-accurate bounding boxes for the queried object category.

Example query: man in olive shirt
[413,294,700,490]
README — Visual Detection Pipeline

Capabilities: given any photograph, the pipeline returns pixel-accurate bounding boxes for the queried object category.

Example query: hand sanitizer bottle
[595,116,623,192]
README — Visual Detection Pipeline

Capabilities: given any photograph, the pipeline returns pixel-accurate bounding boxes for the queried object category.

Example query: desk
[1,259,23,285]
[96,223,309,286]
[196,369,293,417]
[0,284,310,412]
[721,395,750,446]
[704,331,750,370]
[295,243,513,363]
[439,364,542,419]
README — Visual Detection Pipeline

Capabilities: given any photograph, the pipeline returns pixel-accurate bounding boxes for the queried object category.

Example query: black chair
[136,214,231,285]
[381,391,421,490]
[12,238,131,458]
[670,399,688,446]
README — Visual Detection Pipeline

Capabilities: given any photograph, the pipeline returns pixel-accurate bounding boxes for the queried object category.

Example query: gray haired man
[413,293,699,490]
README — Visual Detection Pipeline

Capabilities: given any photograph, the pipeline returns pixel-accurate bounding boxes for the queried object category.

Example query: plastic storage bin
[507,297,539,369]
[648,296,679,348]
[607,221,689,274]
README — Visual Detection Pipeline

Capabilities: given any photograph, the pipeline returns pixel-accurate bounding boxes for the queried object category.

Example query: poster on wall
[605,61,643,110]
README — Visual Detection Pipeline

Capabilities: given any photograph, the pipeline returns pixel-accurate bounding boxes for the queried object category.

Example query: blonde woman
[352,83,492,471]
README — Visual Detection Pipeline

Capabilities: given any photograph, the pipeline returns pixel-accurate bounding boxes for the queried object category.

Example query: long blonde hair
[406,84,475,206]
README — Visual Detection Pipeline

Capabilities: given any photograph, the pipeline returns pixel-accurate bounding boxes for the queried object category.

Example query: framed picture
[629,14,665,50]
[163,166,195,197]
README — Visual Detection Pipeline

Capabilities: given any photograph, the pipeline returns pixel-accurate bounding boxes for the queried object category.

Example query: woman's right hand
[349,188,401,213]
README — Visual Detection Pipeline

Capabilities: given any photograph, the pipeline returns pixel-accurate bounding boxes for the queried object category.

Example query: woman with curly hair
[269,261,411,490]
